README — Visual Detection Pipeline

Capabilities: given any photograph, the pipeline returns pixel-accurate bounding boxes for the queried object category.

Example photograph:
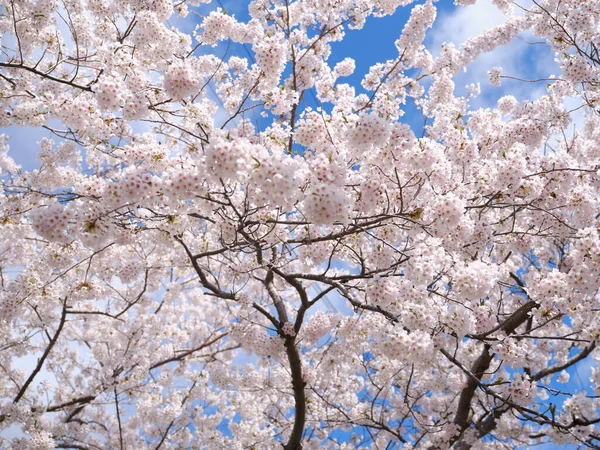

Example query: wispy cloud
[427,0,557,108]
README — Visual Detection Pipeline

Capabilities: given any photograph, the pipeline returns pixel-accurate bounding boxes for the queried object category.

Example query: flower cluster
[488,66,502,87]
[119,260,144,284]
[164,61,200,100]
[300,311,338,345]
[378,327,434,365]
[96,75,123,110]
[30,203,74,243]
[505,373,535,406]
[452,261,501,301]
[347,113,391,156]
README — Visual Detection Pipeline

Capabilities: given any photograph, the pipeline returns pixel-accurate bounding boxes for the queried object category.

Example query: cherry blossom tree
[2,0,600,448]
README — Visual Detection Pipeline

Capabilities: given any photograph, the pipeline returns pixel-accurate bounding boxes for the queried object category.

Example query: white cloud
[570,352,597,394]
[426,0,592,157]
[4,126,53,171]
[431,0,510,47]
[427,0,557,108]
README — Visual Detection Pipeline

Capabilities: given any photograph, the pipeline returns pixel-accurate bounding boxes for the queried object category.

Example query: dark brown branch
[450,273,540,445]
[47,394,99,412]
[150,332,229,370]
[532,341,597,381]
[14,297,68,403]
[0,61,94,91]
[114,388,124,450]
[175,236,235,300]
[283,334,307,450]
[263,269,306,450]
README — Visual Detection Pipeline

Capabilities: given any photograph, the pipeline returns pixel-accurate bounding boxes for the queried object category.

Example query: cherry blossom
[2,0,600,449]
